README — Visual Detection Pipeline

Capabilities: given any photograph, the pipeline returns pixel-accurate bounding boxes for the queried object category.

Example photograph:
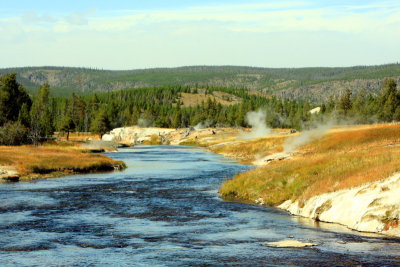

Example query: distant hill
[1,64,399,102]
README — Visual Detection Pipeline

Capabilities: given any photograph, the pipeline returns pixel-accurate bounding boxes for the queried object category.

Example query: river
[0,146,399,266]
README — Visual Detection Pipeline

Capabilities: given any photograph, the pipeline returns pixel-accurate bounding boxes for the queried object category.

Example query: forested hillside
[1,72,399,145]
[1,64,399,101]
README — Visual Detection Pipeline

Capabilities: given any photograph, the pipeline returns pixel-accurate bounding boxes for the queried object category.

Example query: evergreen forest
[0,73,399,145]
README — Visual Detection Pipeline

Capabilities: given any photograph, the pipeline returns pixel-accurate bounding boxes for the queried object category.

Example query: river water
[0,145,399,266]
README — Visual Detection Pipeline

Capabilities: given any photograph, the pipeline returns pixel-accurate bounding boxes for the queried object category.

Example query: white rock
[266,240,315,248]
[102,126,175,143]
[279,173,400,236]
[309,107,321,114]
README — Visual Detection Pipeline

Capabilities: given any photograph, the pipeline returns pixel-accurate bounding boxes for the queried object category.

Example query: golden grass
[219,124,400,205]
[180,92,242,107]
[142,134,162,145]
[0,144,125,180]
[55,132,100,142]
[210,135,286,163]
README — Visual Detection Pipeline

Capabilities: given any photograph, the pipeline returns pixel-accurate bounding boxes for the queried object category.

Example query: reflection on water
[0,145,399,266]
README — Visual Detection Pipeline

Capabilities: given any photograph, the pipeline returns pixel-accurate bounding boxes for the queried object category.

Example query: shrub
[0,121,29,145]
[143,134,162,145]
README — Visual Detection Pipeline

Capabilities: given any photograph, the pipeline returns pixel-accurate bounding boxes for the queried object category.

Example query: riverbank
[4,145,398,266]
[214,124,400,237]
[0,142,126,182]
[94,123,400,236]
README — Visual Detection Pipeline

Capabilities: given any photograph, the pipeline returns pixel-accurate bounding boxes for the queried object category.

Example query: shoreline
[214,148,400,238]
[16,125,398,238]
[0,143,126,182]
[177,125,400,238]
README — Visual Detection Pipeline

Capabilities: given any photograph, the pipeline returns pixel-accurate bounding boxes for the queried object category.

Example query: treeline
[0,73,399,145]
[52,86,313,136]
[321,78,400,123]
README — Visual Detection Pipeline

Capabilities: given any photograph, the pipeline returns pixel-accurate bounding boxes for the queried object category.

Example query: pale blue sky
[0,0,399,69]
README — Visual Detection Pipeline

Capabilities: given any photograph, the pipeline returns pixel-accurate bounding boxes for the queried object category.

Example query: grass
[0,143,126,180]
[179,91,242,107]
[55,132,101,142]
[210,133,287,164]
[142,134,162,145]
[219,124,400,205]
[178,140,204,147]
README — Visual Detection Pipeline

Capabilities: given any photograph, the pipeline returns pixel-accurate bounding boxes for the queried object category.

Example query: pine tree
[0,73,32,126]
[339,88,352,116]
[59,114,75,141]
[379,78,399,122]
[90,108,110,138]
[29,83,53,145]
[18,103,31,127]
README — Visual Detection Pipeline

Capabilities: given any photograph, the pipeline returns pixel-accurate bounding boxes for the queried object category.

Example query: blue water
[0,145,399,266]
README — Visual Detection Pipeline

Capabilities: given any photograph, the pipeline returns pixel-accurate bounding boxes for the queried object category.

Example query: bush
[0,121,29,145]
[143,134,162,145]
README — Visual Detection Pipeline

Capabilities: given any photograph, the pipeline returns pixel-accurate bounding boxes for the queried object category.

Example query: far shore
[0,138,126,182]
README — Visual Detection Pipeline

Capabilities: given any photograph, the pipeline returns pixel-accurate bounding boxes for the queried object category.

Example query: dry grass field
[180,91,242,107]
[0,143,125,180]
[209,133,288,164]
[218,124,400,205]
[55,132,101,142]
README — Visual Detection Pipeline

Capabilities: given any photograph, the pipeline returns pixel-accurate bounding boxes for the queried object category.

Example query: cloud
[0,0,399,69]
[21,11,57,25]
[65,10,95,25]
[5,1,400,34]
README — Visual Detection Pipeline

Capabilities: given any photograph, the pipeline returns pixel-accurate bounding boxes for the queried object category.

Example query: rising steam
[137,118,152,127]
[240,109,271,139]
[194,121,212,130]
[284,120,335,153]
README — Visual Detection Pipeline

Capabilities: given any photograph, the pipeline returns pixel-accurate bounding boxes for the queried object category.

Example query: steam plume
[138,118,152,127]
[284,120,335,153]
[240,109,271,139]
[194,121,212,130]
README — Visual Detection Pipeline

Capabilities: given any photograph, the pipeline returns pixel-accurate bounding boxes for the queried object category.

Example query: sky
[0,0,399,70]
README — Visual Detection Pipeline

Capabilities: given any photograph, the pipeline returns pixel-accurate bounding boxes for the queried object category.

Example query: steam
[240,109,271,139]
[284,120,335,153]
[137,118,152,127]
[194,121,212,130]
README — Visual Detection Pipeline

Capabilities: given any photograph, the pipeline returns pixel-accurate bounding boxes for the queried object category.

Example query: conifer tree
[90,108,111,138]
[30,83,53,145]
[0,73,31,126]
[379,78,399,121]
[339,88,352,116]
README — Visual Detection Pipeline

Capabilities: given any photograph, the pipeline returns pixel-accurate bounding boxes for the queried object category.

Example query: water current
[0,146,399,266]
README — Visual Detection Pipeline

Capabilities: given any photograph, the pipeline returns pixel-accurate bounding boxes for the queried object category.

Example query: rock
[266,240,315,248]
[309,107,321,114]
[252,152,292,166]
[279,173,400,237]
[81,141,119,152]
[102,126,175,144]
[255,197,265,205]
[182,128,193,138]
[0,166,19,182]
